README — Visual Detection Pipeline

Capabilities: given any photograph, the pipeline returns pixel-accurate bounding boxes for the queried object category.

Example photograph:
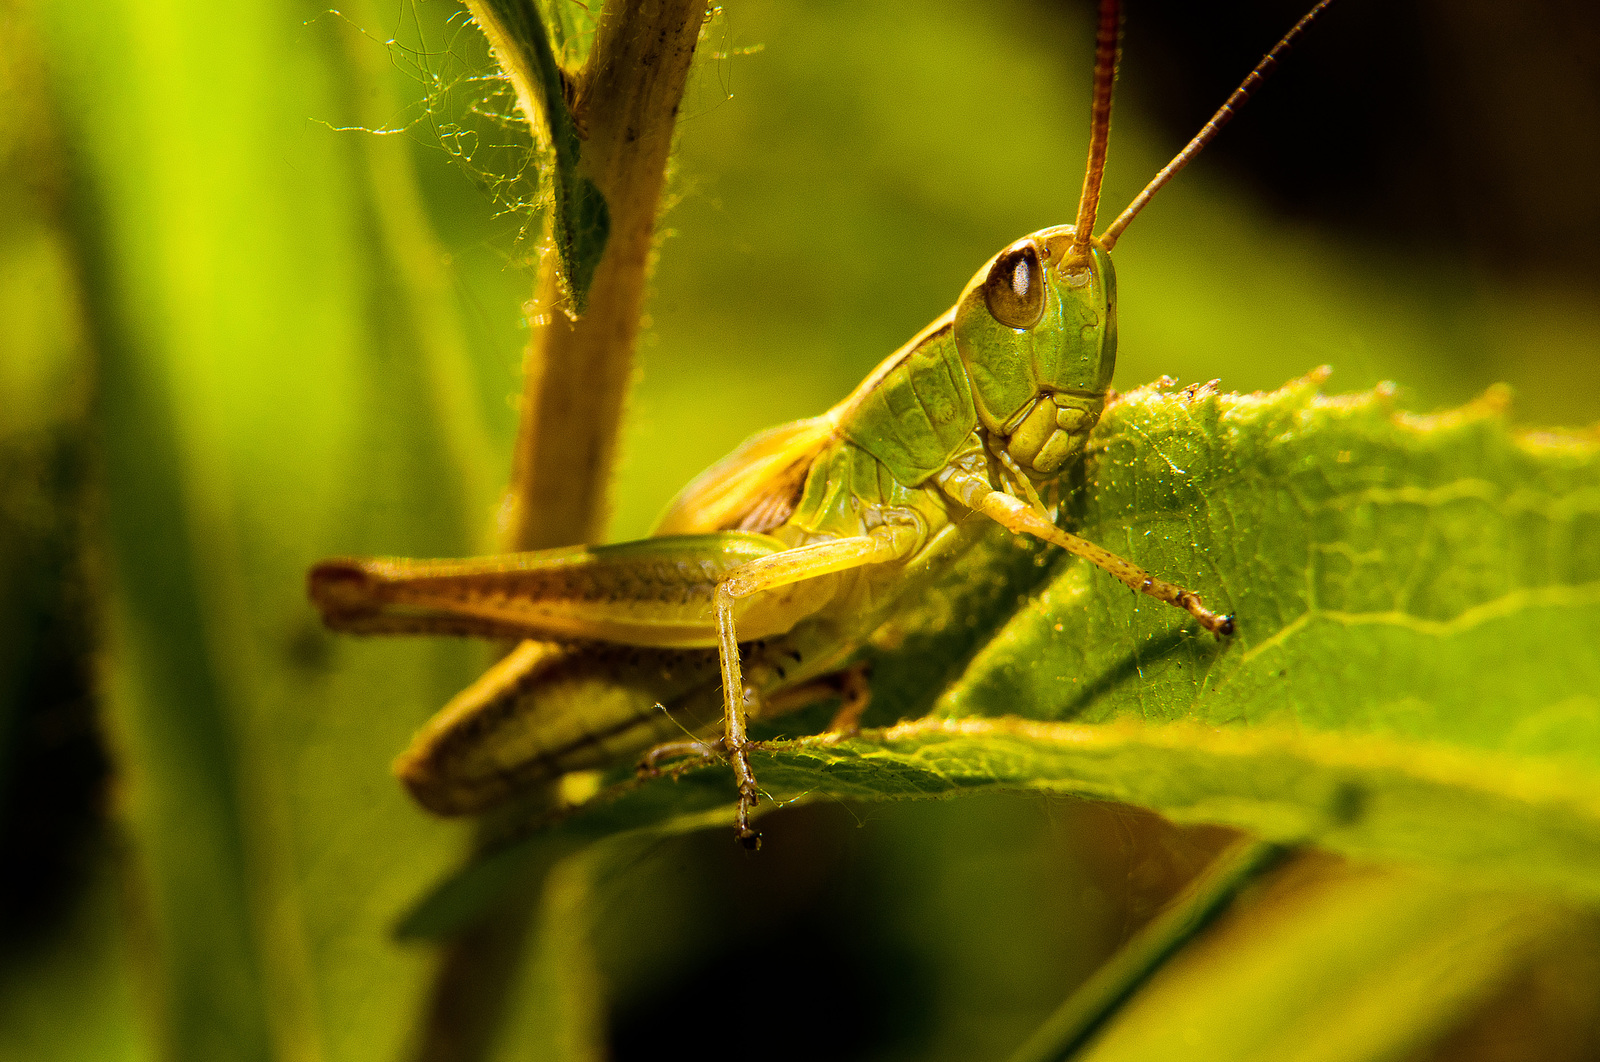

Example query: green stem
[1007,838,1291,1062]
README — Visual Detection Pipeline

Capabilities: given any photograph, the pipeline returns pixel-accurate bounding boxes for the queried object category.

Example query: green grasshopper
[310,0,1332,846]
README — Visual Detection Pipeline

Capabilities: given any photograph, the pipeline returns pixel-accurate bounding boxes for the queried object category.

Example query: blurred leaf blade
[394,775,741,941]
[31,0,508,1057]
[0,3,141,1059]
[1008,839,1290,1062]
[0,858,148,1062]
[1074,863,1597,1062]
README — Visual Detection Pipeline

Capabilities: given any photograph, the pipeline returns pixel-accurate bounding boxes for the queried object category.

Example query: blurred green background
[2,0,1597,1059]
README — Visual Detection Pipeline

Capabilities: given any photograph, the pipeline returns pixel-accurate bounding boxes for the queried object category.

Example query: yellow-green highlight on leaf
[754,716,1600,901]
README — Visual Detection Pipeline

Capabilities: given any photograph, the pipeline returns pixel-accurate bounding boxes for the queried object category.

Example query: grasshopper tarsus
[1173,589,1233,638]
[638,732,766,846]
[1164,593,1233,639]
[735,776,762,849]
[824,663,873,734]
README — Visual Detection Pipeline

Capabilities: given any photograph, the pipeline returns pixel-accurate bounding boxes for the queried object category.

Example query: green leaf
[1008,839,1291,1062]
[0,8,139,1061]
[465,0,610,312]
[459,372,1600,906]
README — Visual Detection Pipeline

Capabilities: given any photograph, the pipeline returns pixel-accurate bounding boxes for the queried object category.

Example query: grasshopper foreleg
[937,466,1234,637]
[638,735,724,777]
[712,526,921,847]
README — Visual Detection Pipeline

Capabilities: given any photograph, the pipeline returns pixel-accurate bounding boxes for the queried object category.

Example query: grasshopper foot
[730,739,763,849]
[734,770,763,849]
[735,806,762,851]
[734,776,763,849]
[1171,589,1234,639]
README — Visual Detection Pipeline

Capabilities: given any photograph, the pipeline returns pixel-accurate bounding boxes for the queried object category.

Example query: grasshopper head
[952,224,1116,476]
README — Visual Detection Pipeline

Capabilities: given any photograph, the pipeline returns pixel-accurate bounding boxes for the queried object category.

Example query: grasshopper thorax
[952,224,1117,477]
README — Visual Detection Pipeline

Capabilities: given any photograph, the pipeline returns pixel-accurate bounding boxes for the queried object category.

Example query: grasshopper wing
[653,310,956,537]
[652,416,835,536]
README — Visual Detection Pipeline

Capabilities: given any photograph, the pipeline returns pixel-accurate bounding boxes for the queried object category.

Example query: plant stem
[411,3,709,1059]
[501,0,710,551]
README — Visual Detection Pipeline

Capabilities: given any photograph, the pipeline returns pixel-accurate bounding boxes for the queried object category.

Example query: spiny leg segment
[707,524,921,847]
[938,465,1233,636]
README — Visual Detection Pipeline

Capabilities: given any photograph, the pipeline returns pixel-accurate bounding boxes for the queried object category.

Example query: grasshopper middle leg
[708,524,921,846]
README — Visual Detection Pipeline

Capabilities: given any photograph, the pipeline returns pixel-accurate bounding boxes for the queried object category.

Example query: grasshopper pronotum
[310,0,1332,846]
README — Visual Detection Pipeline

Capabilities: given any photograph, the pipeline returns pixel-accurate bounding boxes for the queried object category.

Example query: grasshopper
[310,0,1332,846]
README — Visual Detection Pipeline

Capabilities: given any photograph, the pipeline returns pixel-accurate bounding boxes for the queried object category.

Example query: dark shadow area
[1109,0,1600,280]
[608,910,933,1062]
[0,433,106,954]
[606,804,937,1062]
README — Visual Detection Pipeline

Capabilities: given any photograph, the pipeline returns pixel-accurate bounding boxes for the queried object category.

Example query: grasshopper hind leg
[636,660,870,850]
[396,641,727,816]
[634,679,767,849]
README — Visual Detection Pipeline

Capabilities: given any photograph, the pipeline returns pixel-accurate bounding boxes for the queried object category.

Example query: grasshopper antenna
[1068,0,1122,264]
[1098,0,1336,250]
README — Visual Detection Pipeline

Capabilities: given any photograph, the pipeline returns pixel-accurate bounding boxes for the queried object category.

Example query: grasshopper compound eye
[983,239,1047,330]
